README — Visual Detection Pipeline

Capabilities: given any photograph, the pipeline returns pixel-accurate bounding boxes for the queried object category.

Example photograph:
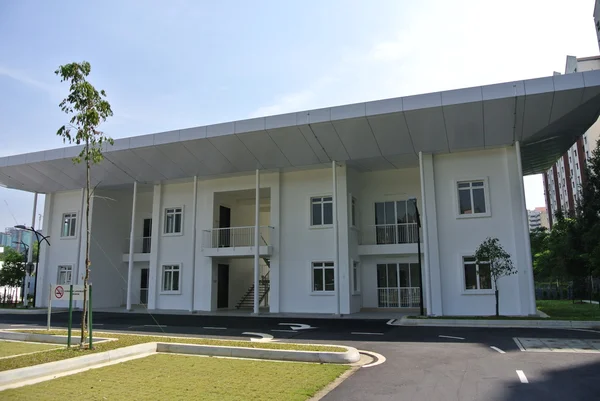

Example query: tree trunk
[495,287,499,317]
[80,142,91,348]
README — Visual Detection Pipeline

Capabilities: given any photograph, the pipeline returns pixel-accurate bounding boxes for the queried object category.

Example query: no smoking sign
[54,285,64,299]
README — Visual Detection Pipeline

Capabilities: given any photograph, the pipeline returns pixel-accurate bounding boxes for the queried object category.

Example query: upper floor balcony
[358,223,422,255]
[201,226,274,257]
[122,236,152,262]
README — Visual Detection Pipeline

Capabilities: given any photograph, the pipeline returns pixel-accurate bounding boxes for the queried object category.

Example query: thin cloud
[0,65,59,96]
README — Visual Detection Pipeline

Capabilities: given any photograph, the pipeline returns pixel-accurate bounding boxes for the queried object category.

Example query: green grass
[0,340,60,358]
[536,300,600,321]
[1,353,348,401]
[0,330,345,372]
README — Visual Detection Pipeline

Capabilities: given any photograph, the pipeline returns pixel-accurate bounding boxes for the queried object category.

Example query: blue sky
[1,0,599,230]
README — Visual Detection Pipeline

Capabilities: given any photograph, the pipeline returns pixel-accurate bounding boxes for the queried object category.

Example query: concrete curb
[397,316,600,329]
[157,342,360,364]
[0,342,157,387]
[0,309,56,315]
[0,330,112,345]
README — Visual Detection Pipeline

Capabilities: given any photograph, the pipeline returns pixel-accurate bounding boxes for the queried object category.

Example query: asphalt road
[2,311,600,401]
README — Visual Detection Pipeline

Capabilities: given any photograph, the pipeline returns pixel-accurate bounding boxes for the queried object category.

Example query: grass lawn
[536,300,600,321]
[0,330,345,372]
[0,341,60,358]
[1,353,349,401]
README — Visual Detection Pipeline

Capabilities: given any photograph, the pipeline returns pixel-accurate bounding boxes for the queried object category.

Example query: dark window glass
[472,188,486,213]
[312,203,322,225]
[459,190,472,214]
[324,268,335,291]
[478,263,492,289]
[398,263,409,287]
[387,264,398,287]
[377,264,387,287]
[313,268,323,291]
[410,263,421,287]
[464,263,477,289]
[323,202,333,225]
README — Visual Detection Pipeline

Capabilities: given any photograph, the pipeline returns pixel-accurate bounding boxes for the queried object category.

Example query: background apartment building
[544,55,600,226]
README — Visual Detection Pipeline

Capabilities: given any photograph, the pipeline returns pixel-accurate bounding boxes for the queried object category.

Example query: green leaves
[55,61,113,167]
[0,248,26,288]
[475,237,517,281]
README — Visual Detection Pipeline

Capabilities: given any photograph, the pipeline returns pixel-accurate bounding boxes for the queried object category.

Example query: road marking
[271,329,296,333]
[93,324,104,326]
[242,332,274,342]
[10,324,27,327]
[490,346,505,354]
[143,325,167,328]
[516,370,528,383]
[203,327,226,330]
[359,350,387,368]
[278,323,316,331]
[439,335,464,340]
[513,337,525,351]
[351,332,384,335]
[386,319,396,325]
[567,328,600,334]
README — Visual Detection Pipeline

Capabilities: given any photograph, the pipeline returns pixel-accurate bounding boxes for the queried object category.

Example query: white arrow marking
[438,335,464,340]
[278,323,317,331]
[242,332,274,342]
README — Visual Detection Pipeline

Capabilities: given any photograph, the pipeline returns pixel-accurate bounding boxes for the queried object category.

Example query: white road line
[351,332,384,335]
[242,332,274,342]
[10,324,27,327]
[513,337,525,352]
[516,370,529,383]
[359,350,387,368]
[386,319,396,325]
[203,327,227,330]
[143,325,167,328]
[93,324,104,326]
[271,329,296,333]
[490,346,505,354]
[438,335,465,340]
[567,328,600,334]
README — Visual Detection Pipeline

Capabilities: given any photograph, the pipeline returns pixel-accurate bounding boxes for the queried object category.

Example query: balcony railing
[359,223,419,245]
[123,237,152,254]
[378,287,420,308]
[202,226,273,249]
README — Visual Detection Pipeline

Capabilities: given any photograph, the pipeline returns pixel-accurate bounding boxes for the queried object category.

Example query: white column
[332,161,340,316]
[23,193,38,307]
[253,169,260,314]
[126,182,138,310]
[148,183,162,310]
[36,193,53,307]
[190,176,198,312]
[515,141,537,315]
[74,188,85,309]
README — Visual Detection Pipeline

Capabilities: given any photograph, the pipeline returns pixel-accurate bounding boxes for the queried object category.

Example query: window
[161,264,180,293]
[377,263,421,307]
[61,213,77,238]
[352,260,360,294]
[311,197,333,226]
[312,261,335,292]
[457,180,488,216]
[164,207,183,234]
[57,265,72,285]
[351,197,357,227]
[374,200,418,244]
[463,256,492,291]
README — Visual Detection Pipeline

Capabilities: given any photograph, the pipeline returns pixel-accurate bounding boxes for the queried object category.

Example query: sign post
[88,285,93,349]
[47,284,52,330]
[67,285,73,348]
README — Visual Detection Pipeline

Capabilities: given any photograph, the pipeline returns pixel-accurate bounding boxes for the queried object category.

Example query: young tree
[55,62,113,348]
[0,248,26,290]
[475,237,517,316]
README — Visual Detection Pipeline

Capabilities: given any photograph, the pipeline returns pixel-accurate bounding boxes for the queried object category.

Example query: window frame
[163,206,184,236]
[310,261,335,295]
[160,263,182,294]
[454,177,491,219]
[460,254,494,295]
[350,196,358,228]
[57,265,73,285]
[309,196,333,228]
[351,259,361,295]
[60,212,78,239]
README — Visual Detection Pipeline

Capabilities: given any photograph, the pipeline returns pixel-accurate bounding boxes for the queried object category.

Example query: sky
[0,0,599,231]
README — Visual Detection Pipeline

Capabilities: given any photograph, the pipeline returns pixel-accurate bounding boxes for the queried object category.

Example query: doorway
[219,206,231,247]
[142,218,152,253]
[217,264,229,308]
[376,263,421,308]
[140,268,149,305]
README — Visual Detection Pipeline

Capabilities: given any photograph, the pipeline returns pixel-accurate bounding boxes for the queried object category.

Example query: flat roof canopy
[2,70,600,194]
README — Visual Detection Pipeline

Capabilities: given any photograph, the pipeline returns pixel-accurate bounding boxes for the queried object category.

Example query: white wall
[432,147,529,316]
[38,190,85,308]
[88,189,132,308]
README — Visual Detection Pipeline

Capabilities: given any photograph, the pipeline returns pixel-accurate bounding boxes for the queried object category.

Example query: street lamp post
[12,241,30,304]
[408,198,425,316]
[14,225,50,307]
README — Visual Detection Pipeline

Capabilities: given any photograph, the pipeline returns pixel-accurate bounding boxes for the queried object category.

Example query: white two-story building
[2,71,600,317]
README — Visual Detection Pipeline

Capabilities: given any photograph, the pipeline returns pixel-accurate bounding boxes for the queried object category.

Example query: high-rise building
[527,207,549,231]
[543,55,600,226]
[0,228,32,255]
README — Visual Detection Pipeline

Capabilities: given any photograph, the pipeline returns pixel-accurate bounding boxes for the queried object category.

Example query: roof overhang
[3,70,600,194]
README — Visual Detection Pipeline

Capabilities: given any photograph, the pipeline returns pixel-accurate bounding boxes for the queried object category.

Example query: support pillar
[23,193,38,306]
[190,176,198,312]
[126,181,138,310]
[332,161,340,316]
[253,169,260,315]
